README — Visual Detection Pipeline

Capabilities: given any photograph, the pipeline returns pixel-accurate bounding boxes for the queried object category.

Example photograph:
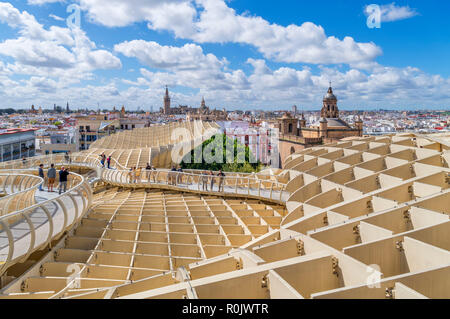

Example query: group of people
[169,166,184,185]
[128,164,157,183]
[125,165,226,192]
[38,164,70,194]
[100,153,112,169]
[30,153,228,195]
[200,170,226,192]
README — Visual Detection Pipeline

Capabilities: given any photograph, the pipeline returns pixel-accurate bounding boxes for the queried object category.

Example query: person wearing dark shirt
[107,156,111,169]
[38,164,44,191]
[58,167,70,194]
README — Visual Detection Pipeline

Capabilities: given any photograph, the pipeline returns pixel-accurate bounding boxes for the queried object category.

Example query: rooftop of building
[0,128,37,136]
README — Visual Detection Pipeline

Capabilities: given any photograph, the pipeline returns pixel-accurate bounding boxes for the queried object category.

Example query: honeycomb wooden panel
[0,131,449,299]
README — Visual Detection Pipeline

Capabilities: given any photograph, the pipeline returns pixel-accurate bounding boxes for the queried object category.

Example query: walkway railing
[0,172,92,276]
[0,153,127,171]
[0,153,290,203]
[181,169,288,184]
[101,169,289,202]
[0,174,43,217]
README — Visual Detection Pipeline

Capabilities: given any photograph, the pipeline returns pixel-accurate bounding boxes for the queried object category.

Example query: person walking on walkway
[128,168,133,183]
[202,171,208,191]
[100,153,106,168]
[38,164,44,191]
[22,157,27,167]
[217,170,225,192]
[170,166,177,185]
[177,166,183,184]
[145,163,151,182]
[136,167,142,183]
[58,167,70,194]
[47,164,56,192]
[209,170,215,191]
[107,156,111,169]
[151,166,157,183]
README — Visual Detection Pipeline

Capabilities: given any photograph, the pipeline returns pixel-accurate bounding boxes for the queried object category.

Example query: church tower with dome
[321,83,339,118]
[276,84,364,167]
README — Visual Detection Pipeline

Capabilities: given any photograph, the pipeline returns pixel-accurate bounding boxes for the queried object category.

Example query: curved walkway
[101,168,289,203]
[0,171,92,276]
[0,153,289,275]
[1,153,290,203]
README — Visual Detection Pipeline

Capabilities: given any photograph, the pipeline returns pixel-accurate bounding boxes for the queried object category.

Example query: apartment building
[76,115,120,151]
[0,128,36,162]
[39,127,79,155]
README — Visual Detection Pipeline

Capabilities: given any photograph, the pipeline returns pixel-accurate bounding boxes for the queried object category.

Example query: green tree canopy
[180,133,262,173]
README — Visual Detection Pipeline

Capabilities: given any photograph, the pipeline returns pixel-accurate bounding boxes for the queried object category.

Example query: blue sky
[0,0,449,111]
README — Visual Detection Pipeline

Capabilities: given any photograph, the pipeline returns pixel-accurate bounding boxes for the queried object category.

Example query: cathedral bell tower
[164,86,171,115]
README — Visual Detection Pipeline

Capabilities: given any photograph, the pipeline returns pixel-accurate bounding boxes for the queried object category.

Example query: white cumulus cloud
[365,2,418,23]
[78,0,382,65]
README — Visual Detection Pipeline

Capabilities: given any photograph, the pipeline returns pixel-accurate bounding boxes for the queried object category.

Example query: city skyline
[0,1,449,111]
